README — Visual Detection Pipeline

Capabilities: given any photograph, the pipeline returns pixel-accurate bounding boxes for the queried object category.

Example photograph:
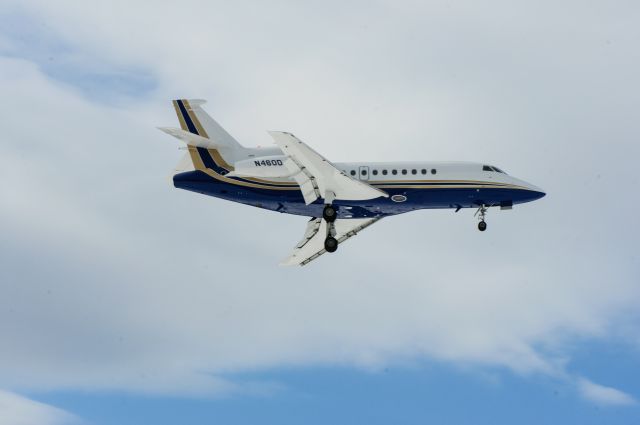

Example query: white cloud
[0,390,77,425]
[0,0,638,398]
[577,378,637,406]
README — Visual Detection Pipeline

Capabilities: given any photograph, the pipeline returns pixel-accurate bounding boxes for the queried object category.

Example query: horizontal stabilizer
[157,127,225,150]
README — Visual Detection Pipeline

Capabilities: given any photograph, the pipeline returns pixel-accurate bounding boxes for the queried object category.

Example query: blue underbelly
[173,171,544,218]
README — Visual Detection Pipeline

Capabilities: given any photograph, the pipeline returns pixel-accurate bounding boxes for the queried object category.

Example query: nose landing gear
[474,204,488,232]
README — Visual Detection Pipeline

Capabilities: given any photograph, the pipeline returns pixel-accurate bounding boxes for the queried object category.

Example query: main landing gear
[323,204,337,223]
[324,235,338,252]
[323,204,338,253]
[474,204,488,232]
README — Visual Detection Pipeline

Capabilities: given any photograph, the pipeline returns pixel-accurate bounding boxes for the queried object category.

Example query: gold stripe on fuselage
[190,146,532,192]
[368,179,510,185]
[177,101,532,193]
[181,100,299,186]
[374,184,531,190]
[191,148,299,191]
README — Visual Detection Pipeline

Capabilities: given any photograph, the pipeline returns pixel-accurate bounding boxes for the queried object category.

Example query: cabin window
[402,169,407,175]
[382,169,388,175]
[431,169,437,175]
[421,169,427,174]
[350,170,356,176]
[361,169,367,176]
[411,169,417,175]
[372,169,378,175]
[392,169,398,175]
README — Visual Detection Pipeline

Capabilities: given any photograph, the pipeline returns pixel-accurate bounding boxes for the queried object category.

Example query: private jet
[160,99,545,266]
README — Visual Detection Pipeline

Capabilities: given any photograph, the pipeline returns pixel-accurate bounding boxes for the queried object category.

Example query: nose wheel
[474,204,488,232]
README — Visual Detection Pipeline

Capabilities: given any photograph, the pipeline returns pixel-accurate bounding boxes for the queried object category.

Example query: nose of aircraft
[509,176,546,202]
[525,182,546,200]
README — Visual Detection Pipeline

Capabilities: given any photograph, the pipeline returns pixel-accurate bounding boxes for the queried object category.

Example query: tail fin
[172,99,244,150]
[168,99,250,174]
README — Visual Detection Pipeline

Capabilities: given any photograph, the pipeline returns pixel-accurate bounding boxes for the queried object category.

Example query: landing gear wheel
[324,236,338,253]
[474,204,488,232]
[323,205,337,222]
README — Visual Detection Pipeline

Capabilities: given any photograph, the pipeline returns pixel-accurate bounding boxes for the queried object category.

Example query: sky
[0,0,639,424]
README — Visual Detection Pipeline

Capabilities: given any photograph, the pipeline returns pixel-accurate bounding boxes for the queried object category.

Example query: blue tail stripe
[176,99,199,135]
[197,147,222,171]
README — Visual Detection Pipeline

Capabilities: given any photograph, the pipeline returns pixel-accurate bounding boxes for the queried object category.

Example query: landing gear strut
[474,204,488,232]
[323,204,338,252]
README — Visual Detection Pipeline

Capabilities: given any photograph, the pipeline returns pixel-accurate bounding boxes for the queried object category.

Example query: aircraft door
[359,166,370,180]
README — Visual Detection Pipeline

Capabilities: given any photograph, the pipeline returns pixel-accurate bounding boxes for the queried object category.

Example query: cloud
[0,390,77,425]
[0,0,638,398]
[577,378,637,406]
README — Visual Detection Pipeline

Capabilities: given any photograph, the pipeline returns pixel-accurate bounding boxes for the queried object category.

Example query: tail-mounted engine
[227,155,293,178]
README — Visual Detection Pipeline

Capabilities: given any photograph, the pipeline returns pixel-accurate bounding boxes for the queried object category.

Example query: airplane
[160,99,545,266]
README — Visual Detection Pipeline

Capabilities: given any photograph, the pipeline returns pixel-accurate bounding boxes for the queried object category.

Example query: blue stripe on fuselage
[195,147,306,188]
[173,170,545,218]
[178,101,296,187]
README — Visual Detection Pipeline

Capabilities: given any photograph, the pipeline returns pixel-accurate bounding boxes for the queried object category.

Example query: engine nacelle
[229,155,293,178]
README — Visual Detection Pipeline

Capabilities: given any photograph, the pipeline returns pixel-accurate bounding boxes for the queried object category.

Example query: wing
[281,217,381,266]
[269,131,388,205]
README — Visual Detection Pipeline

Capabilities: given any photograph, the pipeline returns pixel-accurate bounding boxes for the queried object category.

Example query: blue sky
[1,1,639,424]
[28,340,640,424]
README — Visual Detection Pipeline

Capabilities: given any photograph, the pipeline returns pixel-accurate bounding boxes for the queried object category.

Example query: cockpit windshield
[482,165,507,174]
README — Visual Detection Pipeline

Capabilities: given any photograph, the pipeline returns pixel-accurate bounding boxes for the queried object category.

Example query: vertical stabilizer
[171,99,248,171]
[173,99,244,150]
